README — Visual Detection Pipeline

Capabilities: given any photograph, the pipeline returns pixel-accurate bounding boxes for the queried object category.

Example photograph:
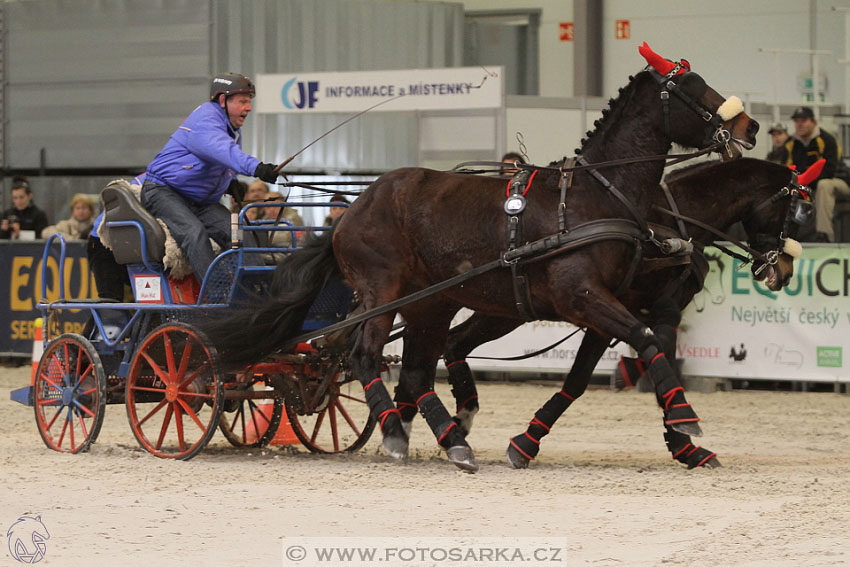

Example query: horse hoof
[703,455,722,468]
[670,421,702,437]
[446,446,478,473]
[382,434,409,460]
[506,445,530,469]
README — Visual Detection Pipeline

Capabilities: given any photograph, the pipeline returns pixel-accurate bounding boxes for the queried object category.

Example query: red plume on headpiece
[796,158,825,187]
[639,42,687,76]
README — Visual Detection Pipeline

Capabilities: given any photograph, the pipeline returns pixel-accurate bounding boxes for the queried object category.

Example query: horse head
[639,42,758,160]
[744,160,823,291]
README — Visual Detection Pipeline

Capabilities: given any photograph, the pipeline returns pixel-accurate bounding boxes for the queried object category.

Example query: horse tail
[208,228,340,367]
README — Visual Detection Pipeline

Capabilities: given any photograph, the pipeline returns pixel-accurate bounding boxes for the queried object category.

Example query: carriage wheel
[33,334,106,454]
[125,322,223,460]
[218,387,283,448]
[285,368,375,453]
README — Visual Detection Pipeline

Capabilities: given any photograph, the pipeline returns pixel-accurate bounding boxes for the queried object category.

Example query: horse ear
[797,159,825,186]
[639,42,676,75]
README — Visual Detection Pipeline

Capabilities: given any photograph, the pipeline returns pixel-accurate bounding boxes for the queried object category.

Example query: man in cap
[765,122,789,163]
[783,106,850,242]
[141,72,280,281]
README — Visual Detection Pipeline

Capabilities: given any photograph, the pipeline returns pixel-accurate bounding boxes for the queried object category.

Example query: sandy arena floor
[2,363,850,566]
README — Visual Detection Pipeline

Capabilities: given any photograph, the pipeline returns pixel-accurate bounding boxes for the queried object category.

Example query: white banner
[384,310,633,375]
[678,245,849,382]
[255,67,502,114]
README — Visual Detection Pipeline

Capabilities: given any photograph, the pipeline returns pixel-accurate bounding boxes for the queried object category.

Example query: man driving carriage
[141,72,280,282]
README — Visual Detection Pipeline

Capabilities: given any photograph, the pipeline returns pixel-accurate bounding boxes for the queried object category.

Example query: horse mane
[576,69,652,155]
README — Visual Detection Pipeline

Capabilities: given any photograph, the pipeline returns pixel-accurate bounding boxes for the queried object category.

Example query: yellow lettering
[11,257,34,311]
[34,256,60,304]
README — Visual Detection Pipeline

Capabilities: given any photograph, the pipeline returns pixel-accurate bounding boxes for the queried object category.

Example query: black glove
[227,179,246,204]
[254,162,278,183]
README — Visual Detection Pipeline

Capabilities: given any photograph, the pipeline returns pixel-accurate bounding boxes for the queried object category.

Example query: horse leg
[506,330,610,469]
[444,314,524,436]
[555,285,703,437]
[650,298,721,468]
[612,297,719,468]
[393,382,417,439]
[398,310,478,472]
[349,313,409,459]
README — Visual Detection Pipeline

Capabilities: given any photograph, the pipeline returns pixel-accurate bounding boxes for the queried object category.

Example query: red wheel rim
[287,371,375,453]
[126,324,222,459]
[34,336,104,454]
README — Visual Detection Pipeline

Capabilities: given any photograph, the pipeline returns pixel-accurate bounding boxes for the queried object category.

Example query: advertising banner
[678,246,849,382]
[0,241,96,355]
[255,67,503,114]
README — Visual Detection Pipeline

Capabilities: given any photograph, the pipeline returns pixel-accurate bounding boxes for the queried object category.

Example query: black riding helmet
[210,72,255,103]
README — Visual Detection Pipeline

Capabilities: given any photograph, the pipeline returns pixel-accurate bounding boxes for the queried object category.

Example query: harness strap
[283,219,647,348]
[578,156,651,236]
[505,170,538,321]
[651,205,766,264]
[660,181,689,239]
[558,158,577,233]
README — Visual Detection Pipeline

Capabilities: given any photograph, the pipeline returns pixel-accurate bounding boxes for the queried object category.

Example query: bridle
[748,170,812,275]
[648,63,748,158]
[654,170,811,278]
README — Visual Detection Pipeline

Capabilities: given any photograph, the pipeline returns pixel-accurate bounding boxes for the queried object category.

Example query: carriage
[11,182,388,460]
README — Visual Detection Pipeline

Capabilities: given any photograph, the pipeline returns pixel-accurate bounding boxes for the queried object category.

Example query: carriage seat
[101,182,167,267]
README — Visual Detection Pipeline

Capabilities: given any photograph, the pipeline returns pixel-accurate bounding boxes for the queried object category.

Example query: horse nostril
[747,119,760,138]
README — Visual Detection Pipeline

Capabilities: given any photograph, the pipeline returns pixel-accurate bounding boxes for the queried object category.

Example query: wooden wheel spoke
[74,363,94,390]
[57,411,69,447]
[176,398,206,431]
[334,400,362,437]
[77,411,90,441]
[337,392,367,404]
[72,399,96,419]
[163,332,177,378]
[174,403,186,452]
[138,399,168,427]
[177,361,211,390]
[310,410,327,444]
[248,402,264,439]
[141,350,171,386]
[329,405,340,452]
[175,339,194,384]
[155,404,174,450]
[75,344,84,379]
[61,343,71,385]
[45,404,64,431]
[68,407,76,451]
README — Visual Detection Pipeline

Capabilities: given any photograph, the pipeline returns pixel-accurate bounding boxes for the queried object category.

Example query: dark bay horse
[208,44,760,472]
[431,158,812,469]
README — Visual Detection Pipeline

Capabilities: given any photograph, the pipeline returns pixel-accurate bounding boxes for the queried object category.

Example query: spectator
[323,194,350,226]
[241,180,268,221]
[0,176,49,240]
[140,72,280,282]
[500,151,526,175]
[765,122,789,163]
[41,194,96,240]
[783,106,850,242]
[266,192,304,248]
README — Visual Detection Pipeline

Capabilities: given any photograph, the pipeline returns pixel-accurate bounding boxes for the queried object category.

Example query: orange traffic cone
[269,405,299,446]
[30,318,44,385]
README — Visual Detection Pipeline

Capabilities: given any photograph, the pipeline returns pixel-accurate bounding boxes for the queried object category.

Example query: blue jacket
[145,102,260,205]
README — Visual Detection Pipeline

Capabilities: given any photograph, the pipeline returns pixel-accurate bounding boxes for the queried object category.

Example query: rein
[452,142,726,177]
[651,205,766,265]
